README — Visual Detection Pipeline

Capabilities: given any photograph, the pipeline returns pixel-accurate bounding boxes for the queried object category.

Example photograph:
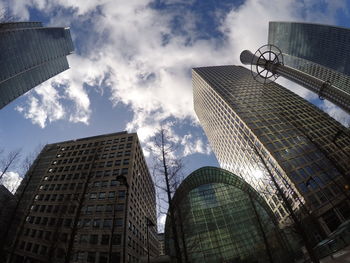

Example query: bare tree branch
[149,128,185,262]
[0,149,22,181]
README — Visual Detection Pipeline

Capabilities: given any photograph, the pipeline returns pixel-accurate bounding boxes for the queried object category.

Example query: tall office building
[0,22,74,109]
[268,22,350,100]
[5,132,158,263]
[193,65,350,234]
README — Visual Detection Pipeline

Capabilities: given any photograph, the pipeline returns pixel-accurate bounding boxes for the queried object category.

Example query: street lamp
[116,175,129,263]
[145,216,155,263]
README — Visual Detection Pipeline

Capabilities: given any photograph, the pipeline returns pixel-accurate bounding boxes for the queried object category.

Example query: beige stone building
[6,131,158,263]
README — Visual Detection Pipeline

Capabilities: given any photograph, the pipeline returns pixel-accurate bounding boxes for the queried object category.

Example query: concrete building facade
[6,132,158,263]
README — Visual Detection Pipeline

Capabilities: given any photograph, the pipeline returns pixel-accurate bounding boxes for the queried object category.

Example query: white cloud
[0,171,22,194]
[158,213,167,233]
[12,0,348,144]
[321,100,350,127]
[16,83,65,128]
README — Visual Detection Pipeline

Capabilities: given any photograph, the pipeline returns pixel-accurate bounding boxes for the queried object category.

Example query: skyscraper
[0,22,74,109]
[193,65,350,234]
[4,132,158,263]
[268,22,350,101]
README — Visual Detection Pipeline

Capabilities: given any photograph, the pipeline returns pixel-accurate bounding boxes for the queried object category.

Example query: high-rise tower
[4,132,158,263]
[0,22,74,109]
[193,65,350,234]
[268,22,350,101]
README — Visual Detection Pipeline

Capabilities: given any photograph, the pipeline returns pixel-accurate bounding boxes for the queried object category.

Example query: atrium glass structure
[193,65,350,234]
[165,167,292,263]
[268,22,350,100]
[0,22,74,109]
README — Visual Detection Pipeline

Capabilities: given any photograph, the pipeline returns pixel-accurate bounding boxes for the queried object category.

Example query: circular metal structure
[251,44,284,84]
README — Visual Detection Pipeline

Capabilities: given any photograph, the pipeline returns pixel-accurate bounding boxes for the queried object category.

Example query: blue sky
[1,0,350,226]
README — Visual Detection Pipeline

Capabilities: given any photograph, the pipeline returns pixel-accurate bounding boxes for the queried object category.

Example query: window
[84,219,91,227]
[20,241,25,250]
[45,231,51,241]
[118,191,125,199]
[96,205,104,213]
[80,234,88,244]
[110,180,119,186]
[116,204,124,211]
[101,181,108,187]
[64,219,72,227]
[123,159,129,165]
[40,245,47,255]
[33,244,39,254]
[86,205,94,214]
[108,191,115,199]
[105,204,113,212]
[115,218,123,227]
[112,234,121,245]
[103,219,112,228]
[99,252,108,263]
[93,219,101,228]
[101,234,110,245]
[90,193,97,199]
[90,235,98,245]
[87,252,96,263]
[98,192,106,199]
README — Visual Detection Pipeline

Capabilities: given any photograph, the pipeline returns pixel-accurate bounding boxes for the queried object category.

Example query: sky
[1,0,350,228]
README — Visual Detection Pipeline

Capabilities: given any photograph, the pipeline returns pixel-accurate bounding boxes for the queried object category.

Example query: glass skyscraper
[193,65,350,234]
[0,22,74,109]
[268,22,350,101]
[165,167,292,263]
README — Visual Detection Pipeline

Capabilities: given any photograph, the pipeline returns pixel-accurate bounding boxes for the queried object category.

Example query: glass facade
[193,65,350,234]
[268,22,350,99]
[0,22,74,109]
[165,167,292,263]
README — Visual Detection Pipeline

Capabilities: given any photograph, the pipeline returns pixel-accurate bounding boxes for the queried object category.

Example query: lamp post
[108,175,129,263]
[116,175,129,263]
[145,216,155,263]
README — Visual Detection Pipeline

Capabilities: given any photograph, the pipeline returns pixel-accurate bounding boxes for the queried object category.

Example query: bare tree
[149,128,185,262]
[0,149,22,181]
[0,145,43,261]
